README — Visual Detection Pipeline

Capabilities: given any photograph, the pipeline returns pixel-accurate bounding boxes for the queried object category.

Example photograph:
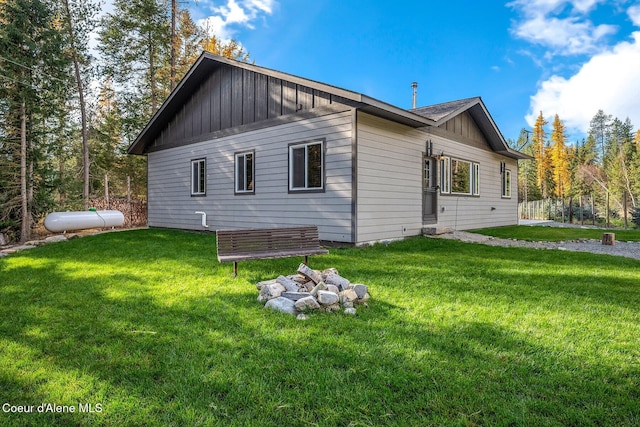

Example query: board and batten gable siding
[356,113,518,244]
[149,65,353,152]
[147,110,355,242]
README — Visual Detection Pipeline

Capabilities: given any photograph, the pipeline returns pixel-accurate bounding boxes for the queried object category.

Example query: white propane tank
[43,210,125,233]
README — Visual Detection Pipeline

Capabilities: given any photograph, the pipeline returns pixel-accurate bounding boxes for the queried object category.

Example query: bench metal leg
[234,261,238,277]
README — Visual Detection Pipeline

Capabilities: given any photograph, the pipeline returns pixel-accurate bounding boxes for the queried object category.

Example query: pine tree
[589,109,612,165]
[0,0,70,241]
[60,0,99,209]
[98,0,171,120]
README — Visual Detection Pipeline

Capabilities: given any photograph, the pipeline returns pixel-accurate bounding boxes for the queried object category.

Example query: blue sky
[188,0,640,143]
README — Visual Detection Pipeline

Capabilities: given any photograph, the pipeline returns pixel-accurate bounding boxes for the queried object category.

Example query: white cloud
[526,31,640,135]
[508,0,615,56]
[629,4,640,26]
[508,0,602,15]
[514,14,616,55]
[198,0,275,40]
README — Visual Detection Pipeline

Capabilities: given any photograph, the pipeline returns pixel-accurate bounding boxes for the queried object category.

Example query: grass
[473,224,640,242]
[0,228,639,426]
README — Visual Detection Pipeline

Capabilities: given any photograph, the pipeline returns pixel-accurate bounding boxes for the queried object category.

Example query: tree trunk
[149,36,157,113]
[104,173,110,209]
[170,0,176,90]
[20,100,30,242]
[61,0,90,210]
[602,233,615,246]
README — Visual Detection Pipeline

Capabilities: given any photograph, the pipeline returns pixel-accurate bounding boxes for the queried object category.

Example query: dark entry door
[423,156,437,223]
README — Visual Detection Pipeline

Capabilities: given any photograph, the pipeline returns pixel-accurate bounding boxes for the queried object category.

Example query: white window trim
[440,156,450,194]
[288,140,324,192]
[473,162,480,196]
[502,169,512,198]
[441,156,479,196]
[234,151,255,194]
[191,158,206,196]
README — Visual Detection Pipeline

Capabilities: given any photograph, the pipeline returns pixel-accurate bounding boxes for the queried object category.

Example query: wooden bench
[216,226,329,276]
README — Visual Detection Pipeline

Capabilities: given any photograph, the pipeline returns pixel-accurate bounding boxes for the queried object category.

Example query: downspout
[195,211,209,228]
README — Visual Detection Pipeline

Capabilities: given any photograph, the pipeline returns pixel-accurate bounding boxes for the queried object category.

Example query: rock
[352,284,369,299]
[7,245,37,252]
[281,291,311,301]
[309,282,327,297]
[326,284,340,294]
[325,272,350,291]
[317,290,339,306]
[257,283,286,302]
[340,288,358,303]
[290,274,308,284]
[264,297,296,315]
[296,314,309,321]
[256,279,277,290]
[297,263,323,284]
[355,293,370,304]
[321,268,339,280]
[300,281,315,292]
[0,251,7,257]
[256,266,370,315]
[24,240,44,247]
[276,275,300,292]
[295,296,321,311]
[0,233,8,246]
[44,235,67,243]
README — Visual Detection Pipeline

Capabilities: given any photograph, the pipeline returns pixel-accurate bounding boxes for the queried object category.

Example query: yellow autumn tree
[550,114,571,197]
[532,111,552,197]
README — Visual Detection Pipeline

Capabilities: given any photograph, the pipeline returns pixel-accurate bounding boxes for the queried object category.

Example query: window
[502,169,511,198]
[289,140,324,191]
[235,151,255,194]
[191,158,206,196]
[440,156,479,196]
[451,159,472,194]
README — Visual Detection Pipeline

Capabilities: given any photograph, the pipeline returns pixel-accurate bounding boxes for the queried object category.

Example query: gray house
[129,52,528,245]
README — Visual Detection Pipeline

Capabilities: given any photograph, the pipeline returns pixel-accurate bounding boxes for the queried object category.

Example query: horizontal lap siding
[357,114,424,243]
[431,134,518,230]
[147,111,354,242]
[356,113,518,244]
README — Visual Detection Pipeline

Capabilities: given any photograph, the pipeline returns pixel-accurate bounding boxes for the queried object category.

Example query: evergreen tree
[0,0,70,241]
[60,0,100,209]
[589,109,612,165]
[98,0,171,122]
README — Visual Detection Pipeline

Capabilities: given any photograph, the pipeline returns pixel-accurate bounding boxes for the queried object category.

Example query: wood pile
[90,197,147,227]
[257,264,370,318]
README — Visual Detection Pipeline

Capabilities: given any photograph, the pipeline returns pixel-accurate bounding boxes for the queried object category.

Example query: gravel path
[434,225,640,261]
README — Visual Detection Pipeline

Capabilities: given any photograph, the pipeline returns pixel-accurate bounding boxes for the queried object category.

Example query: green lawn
[473,224,640,242]
[1,229,639,426]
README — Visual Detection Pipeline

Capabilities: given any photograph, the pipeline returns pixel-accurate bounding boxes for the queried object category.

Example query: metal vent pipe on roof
[411,82,418,109]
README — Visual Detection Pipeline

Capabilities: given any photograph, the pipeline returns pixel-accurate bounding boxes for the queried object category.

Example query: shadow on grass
[0,230,639,426]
